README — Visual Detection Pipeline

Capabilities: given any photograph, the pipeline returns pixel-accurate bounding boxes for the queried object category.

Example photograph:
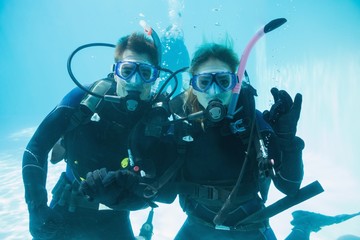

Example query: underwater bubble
[156,21,162,27]
[214,22,221,26]
[139,13,145,17]
[169,9,177,18]
[164,24,184,39]
[139,20,151,34]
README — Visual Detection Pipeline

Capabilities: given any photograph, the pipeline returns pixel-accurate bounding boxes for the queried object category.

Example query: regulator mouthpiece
[204,100,226,122]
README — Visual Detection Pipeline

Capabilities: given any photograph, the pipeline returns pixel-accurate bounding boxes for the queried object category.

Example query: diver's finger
[278,90,293,105]
[92,169,105,188]
[270,87,279,102]
[278,90,293,112]
[102,171,116,187]
[292,93,303,120]
[85,171,96,188]
[99,168,108,181]
[263,110,271,123]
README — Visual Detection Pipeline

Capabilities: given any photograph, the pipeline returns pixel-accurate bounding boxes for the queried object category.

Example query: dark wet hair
[115,32,159,66]
[189,43,239,75]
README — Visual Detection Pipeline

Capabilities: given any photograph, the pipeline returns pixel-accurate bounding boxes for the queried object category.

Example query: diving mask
[114,61,159,83]
[190,72,237,93]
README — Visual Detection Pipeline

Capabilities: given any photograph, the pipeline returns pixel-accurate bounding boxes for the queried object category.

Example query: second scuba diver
[168,42,304,240]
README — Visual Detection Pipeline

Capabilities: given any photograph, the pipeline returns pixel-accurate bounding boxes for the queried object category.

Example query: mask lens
[215,73,233,90]
[139,63,158,83]
[193,74,212,92]
[116,62,137,80]
[115,61,158,83]
[192,72,236,92]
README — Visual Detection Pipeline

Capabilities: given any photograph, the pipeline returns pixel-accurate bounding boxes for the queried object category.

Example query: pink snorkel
[226,18,287,119]
[213,18,288,228]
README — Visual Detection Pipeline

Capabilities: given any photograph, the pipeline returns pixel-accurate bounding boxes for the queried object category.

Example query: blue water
[1,0,360,239]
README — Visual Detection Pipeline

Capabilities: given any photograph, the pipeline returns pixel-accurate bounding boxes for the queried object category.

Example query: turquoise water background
[1,0,360,239]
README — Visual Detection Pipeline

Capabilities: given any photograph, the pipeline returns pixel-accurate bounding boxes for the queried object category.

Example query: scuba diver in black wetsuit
[22,32,178,240]
[167,42,305,240]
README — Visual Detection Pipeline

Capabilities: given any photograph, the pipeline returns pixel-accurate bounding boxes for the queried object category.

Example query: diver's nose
[207,83,221,95]
[128,73,142,85]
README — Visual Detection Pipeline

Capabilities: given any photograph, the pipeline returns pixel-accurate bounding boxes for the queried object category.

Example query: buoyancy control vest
[60,76,153,181]
[56,76,181,206]
[168,83,275,210]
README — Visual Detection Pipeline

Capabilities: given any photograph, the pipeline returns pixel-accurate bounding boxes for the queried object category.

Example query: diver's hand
[79,168,140,207]
[28,204,63,239]
[263,88,302,140]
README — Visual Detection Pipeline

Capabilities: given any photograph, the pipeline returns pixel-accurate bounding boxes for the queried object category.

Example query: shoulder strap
[66,77,114,132]
[79,77,114,113]
[50,78,114,164]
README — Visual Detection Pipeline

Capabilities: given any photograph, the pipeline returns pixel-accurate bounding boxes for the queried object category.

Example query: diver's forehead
[196,59,232,74]
[121,49,151,63]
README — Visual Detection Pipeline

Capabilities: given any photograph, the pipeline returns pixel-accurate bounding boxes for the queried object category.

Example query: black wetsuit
[22,80,175,240]
[169,89,305,240]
